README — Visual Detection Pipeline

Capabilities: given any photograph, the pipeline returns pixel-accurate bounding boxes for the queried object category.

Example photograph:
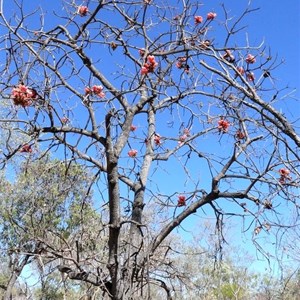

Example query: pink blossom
[177,195,186,207]
[194,16,203,24]
[207,12,217,20]
[78,6,88,17]
[245,54,256,64]
[128,149,138,158]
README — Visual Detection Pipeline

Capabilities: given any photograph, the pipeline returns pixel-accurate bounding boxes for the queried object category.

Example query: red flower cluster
[141,55,158,75]
[218,119,230,133]
[20,144,32,153]
[128,149,138,158]
[279,168,291,184]
[245,54,256,64]
[194,16,203,24]
[176,57,190,73]
[207,12,217,20]
[78,6,88,16]
[177,195,186,207]
[11,84,37,107]
[85,85,105,98]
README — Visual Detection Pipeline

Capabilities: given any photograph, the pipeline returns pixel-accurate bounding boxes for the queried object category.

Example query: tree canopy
[0,0,299,299]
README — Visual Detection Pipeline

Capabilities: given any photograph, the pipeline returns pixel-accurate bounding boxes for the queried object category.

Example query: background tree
[0,157,103,299]
[0,0,299,299]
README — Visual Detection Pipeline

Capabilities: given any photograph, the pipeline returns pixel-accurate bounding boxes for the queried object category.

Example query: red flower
[20,144,32,153]
[279,168,290,177]
[176,57,190,73]
[176,61,183,69]
[236,66,245,76]
[128,149,138,158]
[207,12,217,20]
[245,54,256,64]
[218,119,230,133]
[78,6,88,17]
[130,125,137,131]
[235,130,245,140]
[11,84,37,107]
[177,195,186,207]
[278,168,291,184]
[92,85,105,98]
[154,134,161,146]
[194,16,203,24]
[85,87,92,95]
[141,66,149,75]
[246,72,255,82]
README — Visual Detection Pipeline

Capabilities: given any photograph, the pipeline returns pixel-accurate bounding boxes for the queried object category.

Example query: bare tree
[0,0,299,299]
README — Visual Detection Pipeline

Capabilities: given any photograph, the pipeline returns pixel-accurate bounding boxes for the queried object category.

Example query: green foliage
[215,282,245,300]
[0,156,105,298]
[0,157,95,247]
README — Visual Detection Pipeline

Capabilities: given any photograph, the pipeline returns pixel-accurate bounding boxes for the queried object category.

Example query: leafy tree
[0,0,299,299]
[0,157,102,299]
